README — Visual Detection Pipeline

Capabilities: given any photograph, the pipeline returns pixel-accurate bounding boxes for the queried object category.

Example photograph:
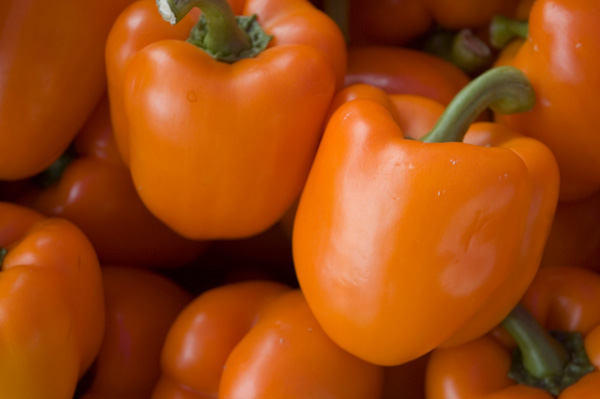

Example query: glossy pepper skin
[292,69,559,366]
[79,266,191,399]
[30,96,208,268]
[152,280,384,398]
[105,0,200,167]
[497,0,600,201]
[0,0,134,180]
[107,0,345,240]
[426,266,600,398]
[0,202,105,398]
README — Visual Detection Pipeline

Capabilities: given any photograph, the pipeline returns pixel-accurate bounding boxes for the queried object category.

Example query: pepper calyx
[506,325,595,395]
[188,14,272,63]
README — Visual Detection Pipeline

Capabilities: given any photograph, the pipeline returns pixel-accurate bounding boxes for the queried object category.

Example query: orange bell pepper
[495,0,600,201]
[28,95,208,268]
[0,0,134,180]
[292,66,560,366]
[152,280,384,398]
[107,0,345,240]
[78,266,192,399]
[278,83,449,240]
[345,46,470,106]
[426,265,600,398]
[105,0,200,167]
[0,202,105,398]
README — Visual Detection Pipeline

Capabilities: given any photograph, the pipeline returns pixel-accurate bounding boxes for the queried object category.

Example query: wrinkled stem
[157,0,251,57]
[489,15,529,49]
[420,66,535,143]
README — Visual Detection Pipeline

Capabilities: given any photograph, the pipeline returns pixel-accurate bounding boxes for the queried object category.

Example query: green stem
[451,29,494,75]
[157,0,270,62]
[420,65,535,143]
[501,305,569,379]
[500,305,595,396]
[323,0,349,44]
[489,15,529,49]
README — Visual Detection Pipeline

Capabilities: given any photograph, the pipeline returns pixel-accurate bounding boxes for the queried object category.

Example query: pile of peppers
[1,0,599,397]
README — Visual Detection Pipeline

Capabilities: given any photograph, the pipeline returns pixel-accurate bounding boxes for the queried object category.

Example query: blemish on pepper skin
[187,90,197,102]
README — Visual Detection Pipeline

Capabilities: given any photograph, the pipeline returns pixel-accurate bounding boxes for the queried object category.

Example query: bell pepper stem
[451,29,493,75]
[489,15,529,49]
[157,0,251,57]
[420,66,535,143]
[500,304,594,396]
[501,305,569,379]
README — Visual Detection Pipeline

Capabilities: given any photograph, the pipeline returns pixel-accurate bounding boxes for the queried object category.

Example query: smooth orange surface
[441,122,560,346]
[218,290,384,398]
[108,0,344,240]
[497,0,600,201]
[426,266,600,398]
[105,0,199,166]
[152,281,383,398]
[345,46,470,106]
[292,90,559,365]
[31,96,208,268]
[0,0,134,180]
[80,266,191,399]
[153,281,290,398]
[0,202,105,398]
